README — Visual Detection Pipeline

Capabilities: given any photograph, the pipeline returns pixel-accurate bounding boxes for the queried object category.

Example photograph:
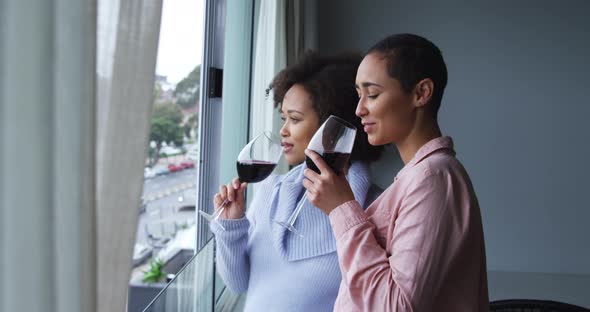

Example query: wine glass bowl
[275,115,357,236]
[236,131,282,183]
[199,131,282,229]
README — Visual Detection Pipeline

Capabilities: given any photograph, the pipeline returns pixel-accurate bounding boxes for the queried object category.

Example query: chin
[368,135,382,146]
[285,155,300,167]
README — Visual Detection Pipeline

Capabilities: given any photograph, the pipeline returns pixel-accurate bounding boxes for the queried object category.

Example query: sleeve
[209,175,279,294]
[329,171,456,311]
[210,217,251,293]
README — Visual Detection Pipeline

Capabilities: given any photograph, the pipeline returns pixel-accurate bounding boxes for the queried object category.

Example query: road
[134,168,198,247]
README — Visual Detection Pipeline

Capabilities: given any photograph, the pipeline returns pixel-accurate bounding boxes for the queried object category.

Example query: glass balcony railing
[142,240,214,312]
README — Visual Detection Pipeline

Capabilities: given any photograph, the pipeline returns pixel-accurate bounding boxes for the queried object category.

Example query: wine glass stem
[286,194,307,225]
[212,199,229,221]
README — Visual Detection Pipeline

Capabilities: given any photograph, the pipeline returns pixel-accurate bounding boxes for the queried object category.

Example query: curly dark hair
[266,50,383,162]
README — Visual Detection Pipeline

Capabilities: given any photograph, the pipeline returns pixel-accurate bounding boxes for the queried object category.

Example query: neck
[396,119,442,164]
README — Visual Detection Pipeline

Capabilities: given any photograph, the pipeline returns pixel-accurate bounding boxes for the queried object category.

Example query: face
[279,84,321,165]
[355,52,416,146]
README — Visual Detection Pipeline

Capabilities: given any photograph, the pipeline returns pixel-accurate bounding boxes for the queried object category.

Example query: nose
[280,121,289,137]
[356,97,368,118]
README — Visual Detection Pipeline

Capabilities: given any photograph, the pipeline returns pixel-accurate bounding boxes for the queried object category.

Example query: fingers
[303,167,320,182]
[227,182,235,202]
[213,193,223,206]
[304,149,332,175]
[214,184,228,209]
[236,182,247,203]
[302,178,315,195]
[228,178,245,201]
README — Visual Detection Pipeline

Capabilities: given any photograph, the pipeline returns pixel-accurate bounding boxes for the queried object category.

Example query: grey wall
[317,0,590,278]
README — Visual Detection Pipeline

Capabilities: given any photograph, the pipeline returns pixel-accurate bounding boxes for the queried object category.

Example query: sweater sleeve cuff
[210,217,250,240]
[329,200,367,239]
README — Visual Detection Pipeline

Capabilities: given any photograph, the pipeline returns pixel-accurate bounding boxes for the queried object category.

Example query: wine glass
[199,131,282,229]
[274,115,357,237]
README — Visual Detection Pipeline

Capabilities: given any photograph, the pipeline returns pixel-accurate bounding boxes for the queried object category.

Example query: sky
[155,0,204,85]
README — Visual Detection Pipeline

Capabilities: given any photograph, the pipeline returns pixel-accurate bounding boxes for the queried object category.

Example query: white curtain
[96,1,163,312]
[1,1,97,312]
[250,0,306,176]
[1,0,162,311]
[250,0,288,175]
[250,0,309,132]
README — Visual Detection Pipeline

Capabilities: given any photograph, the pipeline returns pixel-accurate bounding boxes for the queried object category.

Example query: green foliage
[183,123,192,139]
[142,258,166,283]
[187,113,198,126]
[182,113,198,139]
[153,81,163,100]
[174,65,201,108]
[152,102,183,124]
[150,117,184,147]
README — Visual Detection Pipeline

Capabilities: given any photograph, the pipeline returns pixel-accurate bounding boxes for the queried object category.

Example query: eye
[290,117,300,124]
[280,116,286,122]
[368,94,379,99]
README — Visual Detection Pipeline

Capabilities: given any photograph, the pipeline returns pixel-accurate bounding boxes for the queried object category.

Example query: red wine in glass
[236,160,277,183]
[305,151,350,176]
[199,131,282,230]
[275,115,357,237]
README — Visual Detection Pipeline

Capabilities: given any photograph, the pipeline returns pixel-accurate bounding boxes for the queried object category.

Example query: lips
[282,142,294,153]
[362,122,376,133]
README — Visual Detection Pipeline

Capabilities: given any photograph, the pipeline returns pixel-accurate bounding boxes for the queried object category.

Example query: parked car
[186,149,199,161]
[180,161,194,169]
[151,165,169,176]
[132,243,152,267]
[144,167,156,179]
[167,163,183,172]
[160,146,182,156]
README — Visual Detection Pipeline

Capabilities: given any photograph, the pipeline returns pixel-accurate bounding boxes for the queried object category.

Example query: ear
[412,78,434,108]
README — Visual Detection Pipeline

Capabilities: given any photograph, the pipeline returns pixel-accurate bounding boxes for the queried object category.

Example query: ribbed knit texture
[211,161,375,312]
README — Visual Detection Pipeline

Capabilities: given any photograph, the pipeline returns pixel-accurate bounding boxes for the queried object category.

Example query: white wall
[316,0,590,306]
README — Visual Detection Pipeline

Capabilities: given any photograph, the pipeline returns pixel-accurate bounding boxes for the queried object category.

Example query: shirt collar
[396,136,455,177]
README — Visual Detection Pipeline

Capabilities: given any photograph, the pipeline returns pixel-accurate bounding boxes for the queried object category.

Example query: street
[134,168,198,247]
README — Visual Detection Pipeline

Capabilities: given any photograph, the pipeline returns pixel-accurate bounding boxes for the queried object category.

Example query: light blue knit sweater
[210,162,376,312]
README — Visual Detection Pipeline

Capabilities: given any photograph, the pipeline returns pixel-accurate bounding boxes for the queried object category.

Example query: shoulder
[394,153,472,202]
[414,151,468,181]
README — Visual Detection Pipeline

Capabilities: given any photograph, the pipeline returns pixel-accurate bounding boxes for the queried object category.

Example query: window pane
[127,1,205,311]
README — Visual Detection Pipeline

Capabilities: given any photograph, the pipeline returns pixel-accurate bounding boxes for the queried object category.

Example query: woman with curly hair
[209,51,383,312]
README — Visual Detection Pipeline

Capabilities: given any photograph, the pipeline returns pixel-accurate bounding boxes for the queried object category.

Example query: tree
[152,102,183,124]
[153,80,163,101]
[148,102,184,165]
[174,65,201,108]
[150,118,184,148]
[184,114,198,139]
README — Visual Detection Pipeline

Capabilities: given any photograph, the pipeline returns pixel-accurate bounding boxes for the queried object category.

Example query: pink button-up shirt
[329,137,489,312]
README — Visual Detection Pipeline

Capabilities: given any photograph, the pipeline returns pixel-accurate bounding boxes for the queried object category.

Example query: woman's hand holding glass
[274,115,357,236]
[213,178,247,220]
[302,149,356,215]
[200,131,282,231]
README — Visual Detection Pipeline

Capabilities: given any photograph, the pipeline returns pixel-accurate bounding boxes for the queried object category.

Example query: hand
[302,150,355,215]
[213,178,247,219]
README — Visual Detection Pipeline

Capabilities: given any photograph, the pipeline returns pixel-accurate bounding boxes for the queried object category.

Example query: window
[127,1,205,311]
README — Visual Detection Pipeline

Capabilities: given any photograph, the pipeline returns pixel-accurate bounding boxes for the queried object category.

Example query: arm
[210,218,251,293]
[330,172,455,311]
[209,178,251,293]
[210,176,278,293]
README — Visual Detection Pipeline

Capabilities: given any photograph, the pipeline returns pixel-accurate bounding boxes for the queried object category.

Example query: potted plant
[142,258,167,283]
